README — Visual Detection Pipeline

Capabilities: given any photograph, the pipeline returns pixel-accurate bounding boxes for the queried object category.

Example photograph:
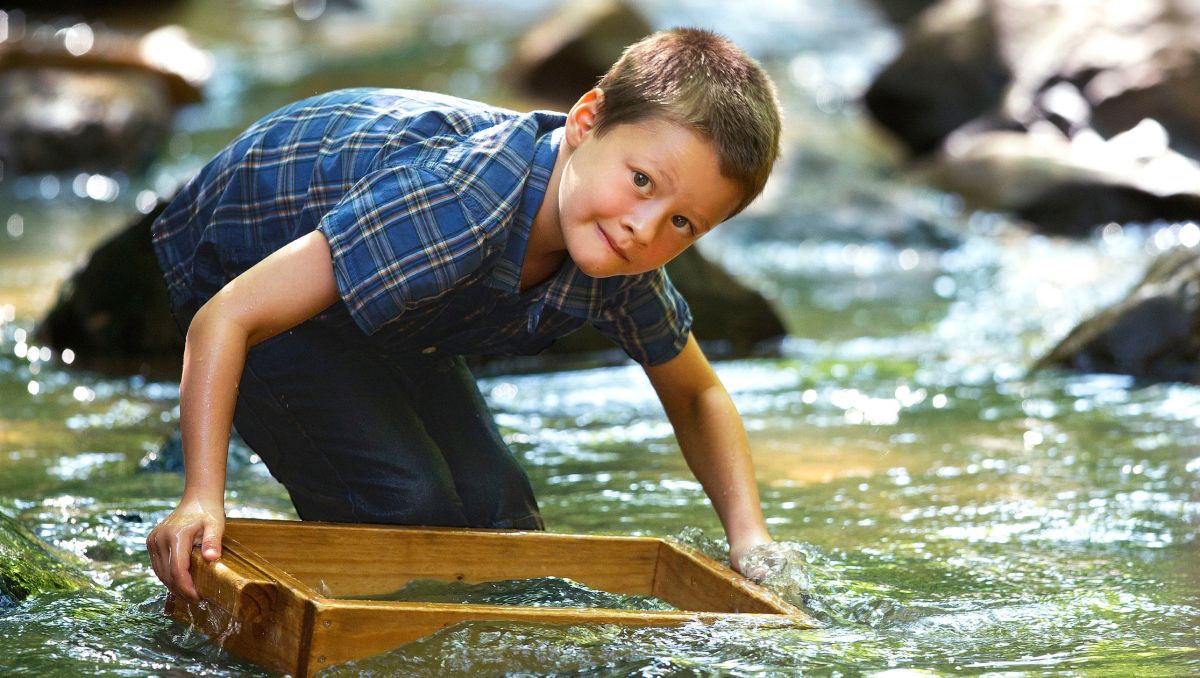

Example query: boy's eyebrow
[645,158,678,190]
[642,158,712,232]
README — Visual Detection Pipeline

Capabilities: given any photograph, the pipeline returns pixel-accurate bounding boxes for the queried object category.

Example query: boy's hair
[594,27,782,219]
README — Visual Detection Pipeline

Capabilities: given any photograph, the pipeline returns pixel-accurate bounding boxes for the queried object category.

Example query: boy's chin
[572,258,623,278]
[564,240,655,278]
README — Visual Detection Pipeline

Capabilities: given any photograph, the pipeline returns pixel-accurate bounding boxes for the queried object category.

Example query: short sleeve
[316,165,484,335]
[590,269,693,366]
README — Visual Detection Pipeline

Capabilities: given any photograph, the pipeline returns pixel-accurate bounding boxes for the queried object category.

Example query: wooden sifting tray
[166,518,816,676]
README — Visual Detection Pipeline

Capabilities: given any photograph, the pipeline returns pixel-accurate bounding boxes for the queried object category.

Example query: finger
[744,564,769,583]
[201,520,223,561]
[169,526,202,601]
[146,532,164,584]
[733,555,766,581]
[149,530,173,588]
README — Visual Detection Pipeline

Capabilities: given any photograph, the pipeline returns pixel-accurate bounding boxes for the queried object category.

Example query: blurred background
[0,1,1197,675]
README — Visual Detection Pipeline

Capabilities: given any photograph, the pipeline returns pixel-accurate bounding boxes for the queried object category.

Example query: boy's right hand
[146,498,225,601]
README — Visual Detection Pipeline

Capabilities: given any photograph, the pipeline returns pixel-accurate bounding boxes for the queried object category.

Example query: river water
[1,1,1197,675]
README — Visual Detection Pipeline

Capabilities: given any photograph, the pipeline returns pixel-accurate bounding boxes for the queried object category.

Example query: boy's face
[555,93,742,278]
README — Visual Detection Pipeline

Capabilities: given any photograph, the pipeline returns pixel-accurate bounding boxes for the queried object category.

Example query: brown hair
[594,27,782,218]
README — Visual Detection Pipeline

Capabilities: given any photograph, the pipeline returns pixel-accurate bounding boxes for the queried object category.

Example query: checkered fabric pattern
[152,88,691,365]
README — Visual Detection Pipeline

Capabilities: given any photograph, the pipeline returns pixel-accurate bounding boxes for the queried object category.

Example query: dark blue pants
[230,307,543,530]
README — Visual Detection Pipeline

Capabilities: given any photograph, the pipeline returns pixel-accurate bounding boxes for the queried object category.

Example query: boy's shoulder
[264,88,530,141]
[281,87,563,184]
[241,87,566,224]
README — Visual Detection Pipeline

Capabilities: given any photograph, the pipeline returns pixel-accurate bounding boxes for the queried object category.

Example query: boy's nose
[621,207,663,245]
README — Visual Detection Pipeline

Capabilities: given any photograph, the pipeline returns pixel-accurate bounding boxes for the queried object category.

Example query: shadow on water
[1,0,1199,676]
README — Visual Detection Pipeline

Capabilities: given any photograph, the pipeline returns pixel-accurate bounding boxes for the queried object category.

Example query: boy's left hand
[732,540,814,599]
[729,534,773,579]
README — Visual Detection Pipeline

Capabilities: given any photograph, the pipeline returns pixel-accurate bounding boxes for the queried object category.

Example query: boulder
[35,201,184,376]
[0,68,173,175]
[1033,246,1200,383]
[868,0,943,26]
[4,2,188,26]
[917,126,1200,235]
[507,0,652,108]
[0,17,208,176]
[863,0,1200,234]
[1090,64,1200,161]
[863,0,1010,157]
[1,509,94,609]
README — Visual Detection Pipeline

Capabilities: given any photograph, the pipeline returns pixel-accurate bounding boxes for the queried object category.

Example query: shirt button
[421,346,437,354]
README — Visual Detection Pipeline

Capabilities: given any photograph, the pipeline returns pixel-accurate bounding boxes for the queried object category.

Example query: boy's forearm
[170,231,340,508]
[668,384,771,548]
[178,303,249,506]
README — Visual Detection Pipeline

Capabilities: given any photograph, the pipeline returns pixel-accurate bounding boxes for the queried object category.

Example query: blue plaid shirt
[152,89,692,365]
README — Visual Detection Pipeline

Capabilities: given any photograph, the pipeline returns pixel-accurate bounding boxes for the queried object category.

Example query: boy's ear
[564,88,604,149]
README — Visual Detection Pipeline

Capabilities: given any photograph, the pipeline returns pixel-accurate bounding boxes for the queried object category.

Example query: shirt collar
[484,115,628,320]
[484,117,560,295]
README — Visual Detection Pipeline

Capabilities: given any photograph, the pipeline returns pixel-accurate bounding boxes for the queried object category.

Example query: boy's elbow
[187,295,252,350]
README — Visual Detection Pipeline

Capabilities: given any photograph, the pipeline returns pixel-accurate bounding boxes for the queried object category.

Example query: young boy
[146,27,783,601]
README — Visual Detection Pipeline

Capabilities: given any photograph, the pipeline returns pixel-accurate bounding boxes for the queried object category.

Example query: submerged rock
[1033,246,1200,383]
[864,0,1200,234]
[1,509,94,609]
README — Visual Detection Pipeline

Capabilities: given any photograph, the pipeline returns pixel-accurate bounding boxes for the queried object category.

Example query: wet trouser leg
[381,352,545,529]
[229,311,543,530]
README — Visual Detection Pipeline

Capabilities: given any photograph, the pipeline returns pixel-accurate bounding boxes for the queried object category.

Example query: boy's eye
[672,215,695,234]
[632,171,650,188]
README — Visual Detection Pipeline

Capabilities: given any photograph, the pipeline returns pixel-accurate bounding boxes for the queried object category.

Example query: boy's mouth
[597,224,629,261]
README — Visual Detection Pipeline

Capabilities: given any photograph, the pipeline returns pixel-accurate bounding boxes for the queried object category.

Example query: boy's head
[550,28,782,278]
[592,27,781,218]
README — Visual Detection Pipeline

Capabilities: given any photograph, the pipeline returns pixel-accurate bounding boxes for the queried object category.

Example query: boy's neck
[520,142,570,291]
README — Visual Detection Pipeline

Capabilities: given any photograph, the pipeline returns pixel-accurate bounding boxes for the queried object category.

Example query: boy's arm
[146,231,339,601]
[642,333,773,572]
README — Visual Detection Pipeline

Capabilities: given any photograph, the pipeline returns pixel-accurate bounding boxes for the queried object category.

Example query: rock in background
[1033,246,1200,384]
[35,202,184,376]
[508,0,651,108]
[0,12,208,176]
[864,0,1200,235]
